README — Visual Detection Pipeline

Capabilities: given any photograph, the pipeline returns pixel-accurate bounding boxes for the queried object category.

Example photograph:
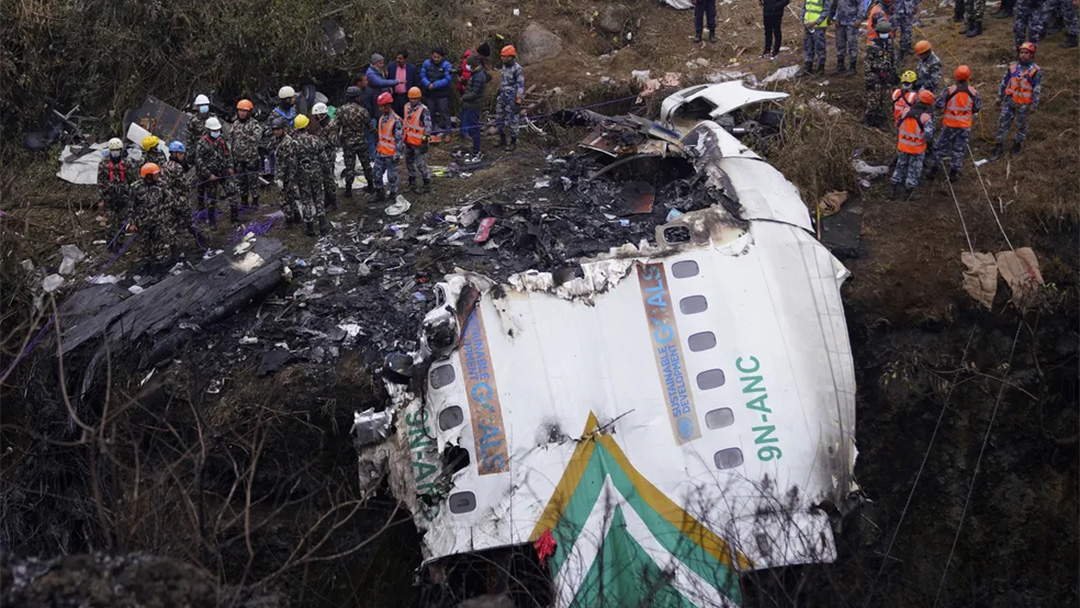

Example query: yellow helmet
[900,70,917,84]
[294,114,310,129]
[141,134,161,151]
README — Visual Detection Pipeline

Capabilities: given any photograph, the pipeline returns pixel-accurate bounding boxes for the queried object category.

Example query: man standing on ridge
[992,41,1041,158]
[496,45,525,152]
[231,99,265,210]
[336,86,376,199]
[802,0,830,74]
[421,48,454,142]
[929,65,981,181]
[890,89,936,200]
[372,92,403,202]
[403,87,434,195]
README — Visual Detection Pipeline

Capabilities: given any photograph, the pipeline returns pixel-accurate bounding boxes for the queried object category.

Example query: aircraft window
[439,406,464,431]
[697,369,726,390]
[679,295,708,315]
[688,331,716,352]
[705,408,735,429]
[671,260,699,278]
[448,491,476,514]
[430,364,456,389]
[714,448,744,470]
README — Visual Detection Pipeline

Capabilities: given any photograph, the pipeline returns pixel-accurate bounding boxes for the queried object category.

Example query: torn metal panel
[660,81,788,128]
[123,96,192,145]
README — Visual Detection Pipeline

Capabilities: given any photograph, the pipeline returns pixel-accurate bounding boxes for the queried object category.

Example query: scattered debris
[42,274,64,293]
[473,217,496,242]
[761,65,801,84]
[385,195,411,216]
[853,159,890,178]
[818,191,848,216]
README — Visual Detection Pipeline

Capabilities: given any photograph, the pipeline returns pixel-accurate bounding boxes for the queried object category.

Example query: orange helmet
[237,99,253,110]
[914,40,931,54]
[408,86,422,99]
[917,89,935,104]
[140,163,161,177]
[500,45,516,57]
[377,92,393,105]
[1019,41,1036,54]
[954,65,971,81]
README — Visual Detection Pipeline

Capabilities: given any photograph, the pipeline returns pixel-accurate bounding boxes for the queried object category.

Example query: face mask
[199,105,209,114]
[210,131,220,139]
[110,150,121,159]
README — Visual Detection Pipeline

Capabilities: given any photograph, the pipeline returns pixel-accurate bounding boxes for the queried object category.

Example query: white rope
[968,144,1016,253]
[861,326,977,608]
[931,320,1024,608]
[942,159,976,259]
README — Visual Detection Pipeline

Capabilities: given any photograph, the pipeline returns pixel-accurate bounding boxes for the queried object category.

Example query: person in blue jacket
[420,48,454,140]
[365,54,398,95]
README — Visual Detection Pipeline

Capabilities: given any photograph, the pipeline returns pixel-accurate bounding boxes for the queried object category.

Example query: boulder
[518,23,563,65]
[597,3,633,35]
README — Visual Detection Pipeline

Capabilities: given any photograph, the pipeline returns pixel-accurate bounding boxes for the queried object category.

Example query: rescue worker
[890,89,936,200]
[694,0,718,42]
[187,93,212,162]
[141,135,165,166]
[1013,0,1044,46]
[829,0,861,75]
[129,163,175,264]
[372,92,403,201]
[865,19,898,128]
[193,116,235,228]
[866,0,892,40]
[310,102,338,210]
[273,86,297,127]
[365,54,399,96]
[929,65,981,181]
[284,114,329,236]
[496,45,525,151]
[269,117,299,224]
[403,87,433,194]
[962,0,985,36]
[231,99,264,209]
[914,40,943,94]
[892,0,916,60]
[461,53,488,163]
[993,41,1041,158]
[420,48,454,140]
[1032,0,1079,47]
[801,0,829,74]
[336,86,376,198]
[97,137,138,237]
[893,70,918,126]
[161,141,193,239]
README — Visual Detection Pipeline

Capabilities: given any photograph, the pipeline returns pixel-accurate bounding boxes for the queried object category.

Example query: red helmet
[954,65,971,81]
[377,92,393,105]
[1019,41,1036,54]
[140,163,161,177]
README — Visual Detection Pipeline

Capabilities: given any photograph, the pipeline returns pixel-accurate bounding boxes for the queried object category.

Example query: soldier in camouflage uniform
[98,138,139,239]
[162,141,194,238]
[335,86,376,198]
[141,135,166,166]
[992,42,1042,158]
[230,99,265,210]
[267,117,299,225]
[282,114,328,236]
[865,20,898,128]
[187,94,212,166]
[402,87,434,194]
[1033,0,1079,46]
[962,0,985,36]
[928,65,981,181]
[890,90,935,200]
[829,0,861,74]
[130,163,179,264]
[495,45,525,151]
[372,93,403,201]
[193,116,235,228]
[892,0,916,60]
[914,41,943,93]
[310,102,338,211]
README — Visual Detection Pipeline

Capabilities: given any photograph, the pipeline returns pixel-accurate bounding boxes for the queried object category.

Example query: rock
[597,3,632,35]
[518,23,563,65]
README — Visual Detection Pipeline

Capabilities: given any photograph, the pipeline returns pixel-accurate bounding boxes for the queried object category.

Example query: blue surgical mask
[109,150,121,159]
[199,105,209,114]
[210,131,220,139]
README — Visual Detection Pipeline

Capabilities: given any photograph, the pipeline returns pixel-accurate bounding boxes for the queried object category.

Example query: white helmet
[205,117,222,131]
[194,94,210,105]
[311,102,328,116]
[278,86,296,100]
[107,137,124,151]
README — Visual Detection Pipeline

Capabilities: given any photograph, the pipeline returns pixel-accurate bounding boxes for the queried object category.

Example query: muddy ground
[2,0,1078,606]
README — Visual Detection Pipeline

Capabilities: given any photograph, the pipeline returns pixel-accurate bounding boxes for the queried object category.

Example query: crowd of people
[96,44,526,262]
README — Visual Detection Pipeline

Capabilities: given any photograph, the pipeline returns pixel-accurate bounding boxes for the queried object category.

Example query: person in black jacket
[390,51,422,117]
[353,74,379,159]
[761,0,790,59]
[460,54,488,163]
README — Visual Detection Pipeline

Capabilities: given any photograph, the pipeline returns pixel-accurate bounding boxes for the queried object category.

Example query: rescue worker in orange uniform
[929,65,981,181]
[371,92,403,201]
[402,87,434,194]
[866,0,893,43]
[992,41,1041,158]
[890,89,935,200]
[892,70,918,127]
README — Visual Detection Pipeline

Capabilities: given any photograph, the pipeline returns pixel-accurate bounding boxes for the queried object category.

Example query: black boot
[848,60,857,76]
[251,196,259,208]
[804,61,815,75]
[991,142,1004,160]
[992,8,1011,18]
[694,31,703,43]
[835,58,846,74]
[708,30,716,43]
[409,178,420,194]
[304,221,316,237]
[927,164,940,180]
[1010,141,1022,155]
[888,182,901,200]
[230,204,240,225]
[905,187,920,201]
[495,135,506,148]
[284,208,295,227]
[372,189,385,202]
[948,169,960,182]
[344,183,353,198]
[964,23,982,37]
[208,209,217,230]
[817,60,826,75]
[318,214,329,236]
[325,192,337,211]
[507,137,517,152]
[422,177,431,193]
[1062,35,1079,48]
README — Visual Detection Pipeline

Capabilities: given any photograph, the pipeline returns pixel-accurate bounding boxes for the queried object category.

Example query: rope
[931,320,1024,608]
[966,143,1016,253]
[942,158,976,258]
[861,325,978,608]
